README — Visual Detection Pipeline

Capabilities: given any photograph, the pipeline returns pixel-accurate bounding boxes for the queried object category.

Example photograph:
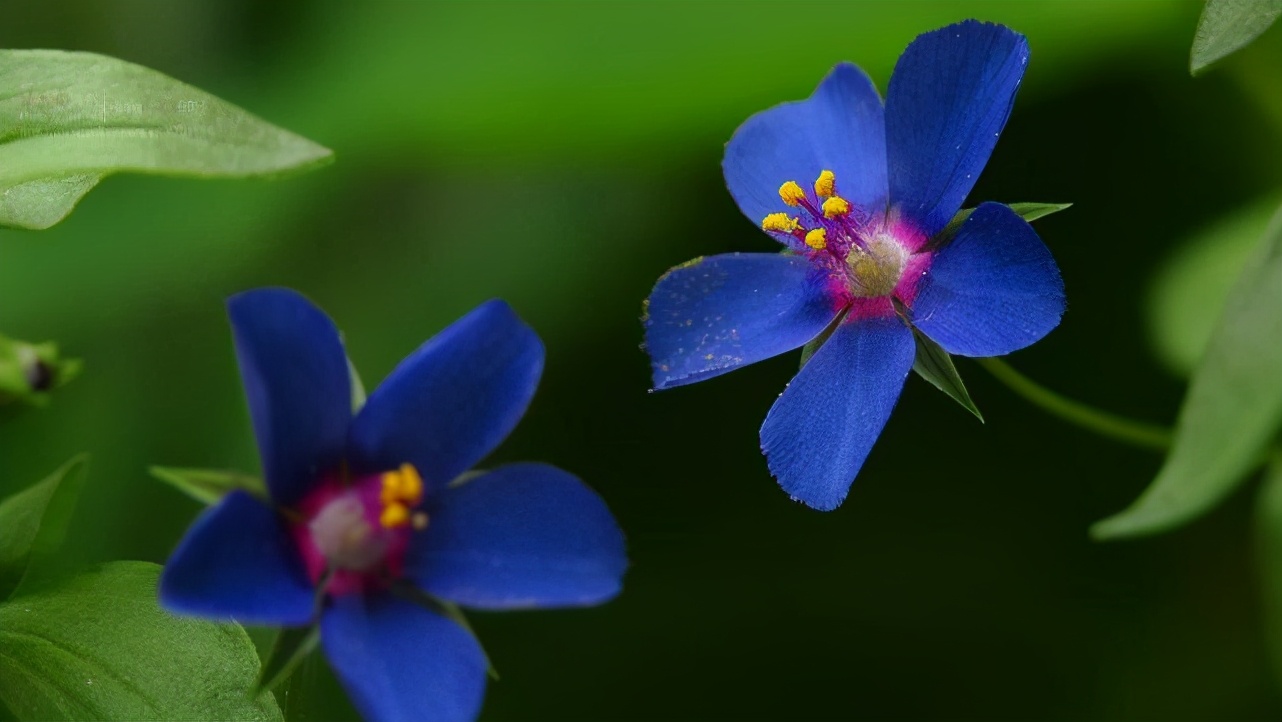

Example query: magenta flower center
[291,463,427,596]
[761,170,930,306]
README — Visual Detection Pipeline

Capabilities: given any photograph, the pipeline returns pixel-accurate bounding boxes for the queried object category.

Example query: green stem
[976,357,1173,451]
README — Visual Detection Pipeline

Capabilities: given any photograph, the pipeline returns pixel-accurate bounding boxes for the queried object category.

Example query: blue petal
[886,20,1029,237]
[407,463,626,609]
[321,591,487,722]
[723,63,888,231]
[913,202,1065,356]
[760,316,915,511]
[347,300,543,489]
[228,288,352,507]
[645,253,841,389]
[159,490,315,625]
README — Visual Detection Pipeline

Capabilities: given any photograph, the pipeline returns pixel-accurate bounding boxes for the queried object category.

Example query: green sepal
[0,335,81,407]
[0,456,89,599]
[932,202,1072,250]
[394,582,498,680]
[149,466,267,506]
[347,356,368,413]
[1093,203,1282,540]
[1189,0,1282,75]
[254,626,321,696]
[909,328,983,422]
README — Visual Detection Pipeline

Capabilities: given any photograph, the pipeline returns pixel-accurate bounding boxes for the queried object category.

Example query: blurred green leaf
[1190,0,1282,74]
[0,561,281,721]
[910,329,983,422]
[1255,456,1282,688]
[1146,196,1279,376]
[0,457,88,599]
[1094,204,1282,540]
[933,203,1071,249]
[0,50,332,230]
[149,466,265,506]
[255,626,319,695]
[0,335,81,407]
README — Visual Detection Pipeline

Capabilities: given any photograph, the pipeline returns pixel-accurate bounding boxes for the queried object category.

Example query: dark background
[3,1,1282,719]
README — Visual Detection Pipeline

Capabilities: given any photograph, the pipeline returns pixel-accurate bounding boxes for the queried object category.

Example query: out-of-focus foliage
[1095,205,1282,539]
[1147,195,1280,376]
[1257,459,1282,689]
[0,50,331,229]
[1190,0,1282,74]
[4,0,1282,719]
[0,562,282,722]
[0,457,86,597]
[0,460,277,721]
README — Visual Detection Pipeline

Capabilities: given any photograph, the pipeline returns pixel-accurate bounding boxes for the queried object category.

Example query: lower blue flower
[644,21,1066,511]
[159,289,628,722]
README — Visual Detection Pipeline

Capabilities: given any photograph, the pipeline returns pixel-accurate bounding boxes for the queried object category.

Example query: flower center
[846,232,909,298]
[760,170,916,302]
[293,463,428,595]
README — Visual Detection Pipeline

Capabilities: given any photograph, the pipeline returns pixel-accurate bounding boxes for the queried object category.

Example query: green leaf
[933,202,1072,249]
[0,561,281,721]
[255,626,320,695]
[149,466,266,506]
[1146,196,1278,377]
[1093,204,1282,540]
[910,329,983,422]
[1255,456,1282,688]
[0,50,332,230]
[0,457,88,599]
[1190,0,1282,74]
[0,335,81,407]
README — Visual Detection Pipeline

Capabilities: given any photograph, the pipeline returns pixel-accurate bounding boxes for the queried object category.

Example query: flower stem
[975,357,1173,451]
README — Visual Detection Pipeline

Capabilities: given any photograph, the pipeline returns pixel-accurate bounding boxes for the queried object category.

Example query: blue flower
[159,289,627,722]
[644,21,1065,511]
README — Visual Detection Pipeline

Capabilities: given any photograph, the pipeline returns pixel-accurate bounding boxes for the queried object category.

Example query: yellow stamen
[396,463,423,504]
[412,512,430,530]
[379,463,425,528]
[822,196,850,219]
[778,181,806,207]
[761,212,800,233]
[380,502,410,529]
[804,228,827,250]
[814,170,836,198]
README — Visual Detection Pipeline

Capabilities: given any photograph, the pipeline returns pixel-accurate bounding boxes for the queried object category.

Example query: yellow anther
[379,463,425,529]
[778,181,806,207]
[814,170,836,198]
[822,196,851,219]
[761,212,800,233]
[804,228,827,250]
[396,463,423,505]
[412,512,430,530]
[380,502,410,529]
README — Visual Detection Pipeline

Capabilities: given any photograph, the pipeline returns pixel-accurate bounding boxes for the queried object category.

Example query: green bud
[0,334,81,406]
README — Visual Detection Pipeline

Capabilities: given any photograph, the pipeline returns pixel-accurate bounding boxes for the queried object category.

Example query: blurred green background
[3,0,1282,719]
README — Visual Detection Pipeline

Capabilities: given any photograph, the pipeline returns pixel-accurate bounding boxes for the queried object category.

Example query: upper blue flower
[644,21,1065,511]
[159,289,628,722]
